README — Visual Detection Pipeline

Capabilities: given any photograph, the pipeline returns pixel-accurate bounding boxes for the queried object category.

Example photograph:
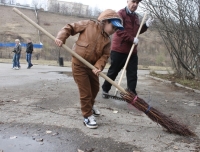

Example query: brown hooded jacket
[56,9,122,71]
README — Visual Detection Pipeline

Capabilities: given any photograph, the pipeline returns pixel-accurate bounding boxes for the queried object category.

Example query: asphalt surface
[0,63,199,152]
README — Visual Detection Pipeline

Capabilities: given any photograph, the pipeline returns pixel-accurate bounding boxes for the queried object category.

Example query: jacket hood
[98,9,123,25]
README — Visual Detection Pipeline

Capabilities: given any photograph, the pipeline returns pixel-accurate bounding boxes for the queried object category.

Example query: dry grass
[138,65,172,71]
[150,72,200,90]
[0,5,83,43]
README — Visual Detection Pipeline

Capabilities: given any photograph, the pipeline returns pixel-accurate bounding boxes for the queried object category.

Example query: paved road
[0,63,199,152]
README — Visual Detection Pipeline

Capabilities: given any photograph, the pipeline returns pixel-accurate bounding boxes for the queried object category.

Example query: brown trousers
[72,63,99,117]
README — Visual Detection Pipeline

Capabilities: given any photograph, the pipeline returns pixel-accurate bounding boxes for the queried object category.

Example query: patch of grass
[155,52,165,65]
[150,72,200,90]
[138,65,172,71]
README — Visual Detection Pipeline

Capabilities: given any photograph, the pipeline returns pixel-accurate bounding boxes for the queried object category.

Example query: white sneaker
[92,105,100,117]
[83,115,98,129]
[15,67,19,70]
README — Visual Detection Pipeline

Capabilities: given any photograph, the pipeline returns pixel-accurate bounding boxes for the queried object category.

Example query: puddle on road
[40,71,73,77]
[40,71,108,77]
[187,103,197,107]
[184,101,200,107]
[0,135,54,151]
[0,123,139,152]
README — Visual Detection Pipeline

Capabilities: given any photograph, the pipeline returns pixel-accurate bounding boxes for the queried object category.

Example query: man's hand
[146,18,154,27]
[55,38,63,47]
[92,69,101,76]
[133,37,139,45]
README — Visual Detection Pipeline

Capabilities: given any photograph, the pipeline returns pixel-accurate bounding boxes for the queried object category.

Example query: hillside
[0,5,171,66]
[0,5,84,42]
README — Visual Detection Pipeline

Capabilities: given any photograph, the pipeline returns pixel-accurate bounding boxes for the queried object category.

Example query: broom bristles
[120,90,196,136]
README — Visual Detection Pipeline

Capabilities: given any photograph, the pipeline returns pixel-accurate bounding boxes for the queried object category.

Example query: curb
[146,75,200,94]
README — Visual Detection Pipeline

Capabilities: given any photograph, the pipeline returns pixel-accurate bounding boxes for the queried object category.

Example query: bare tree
[1,0,14,4]
[10,0,14,4]
[59,3,67,15]
[31,0,42,43]
[0,0,6,4]
[32,0,39,9]
[72,2,82,16]
[142,0,200,79]
[93,6,101,17]
[78,3,83,16]
[66,4,73,16]
[86,7,93,18]
[48,1,59,13]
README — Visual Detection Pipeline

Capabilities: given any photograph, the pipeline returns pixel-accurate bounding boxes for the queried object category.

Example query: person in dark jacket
[26,38,33,69]
[102,0,154,96]
[12,39,22,70]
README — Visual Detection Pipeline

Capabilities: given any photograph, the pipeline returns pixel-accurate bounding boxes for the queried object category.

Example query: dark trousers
[102,51,138,94]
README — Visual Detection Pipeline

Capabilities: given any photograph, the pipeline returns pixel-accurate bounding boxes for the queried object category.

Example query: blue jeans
[13,53,21,68]
[26,53,33,67]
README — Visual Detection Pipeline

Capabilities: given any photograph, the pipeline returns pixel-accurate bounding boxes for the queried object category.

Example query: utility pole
[33,4,41,44]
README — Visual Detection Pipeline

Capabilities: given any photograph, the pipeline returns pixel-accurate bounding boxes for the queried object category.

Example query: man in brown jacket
[55,9,124,129]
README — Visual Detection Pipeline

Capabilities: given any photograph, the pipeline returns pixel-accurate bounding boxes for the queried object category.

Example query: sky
[15,0,133,12]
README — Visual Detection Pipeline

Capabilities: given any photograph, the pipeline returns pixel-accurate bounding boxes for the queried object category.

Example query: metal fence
[0,43,43,48]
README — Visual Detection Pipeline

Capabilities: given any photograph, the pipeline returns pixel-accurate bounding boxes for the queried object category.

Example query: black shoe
[102,91,109,99]
[132,90,137,95]
[27,64,33,69]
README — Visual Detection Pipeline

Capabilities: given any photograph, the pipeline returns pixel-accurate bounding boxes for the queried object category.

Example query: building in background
[47,0,89,16]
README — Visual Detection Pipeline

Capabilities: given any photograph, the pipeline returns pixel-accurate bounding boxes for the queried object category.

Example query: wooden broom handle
[12,8,126,94]
[114,12,147,96]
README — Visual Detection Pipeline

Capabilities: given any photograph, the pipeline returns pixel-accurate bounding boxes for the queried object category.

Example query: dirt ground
[0,63,199,152]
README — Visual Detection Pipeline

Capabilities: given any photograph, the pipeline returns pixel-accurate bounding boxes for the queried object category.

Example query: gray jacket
[14,44,22,54]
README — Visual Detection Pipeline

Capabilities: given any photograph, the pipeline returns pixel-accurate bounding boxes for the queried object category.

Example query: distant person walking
[26,38,33,69]
[12,39,21,70]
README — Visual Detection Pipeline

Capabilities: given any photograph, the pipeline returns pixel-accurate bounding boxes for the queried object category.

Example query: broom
[12,8,196,136]
[114,12,147,96]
